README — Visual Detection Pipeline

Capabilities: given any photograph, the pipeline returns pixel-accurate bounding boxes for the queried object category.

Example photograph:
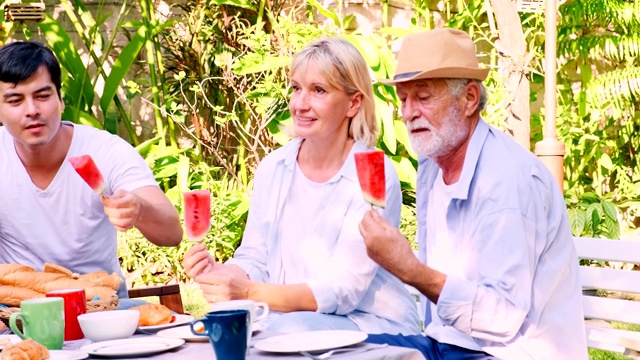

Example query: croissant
[1,339,49,360]
[131,303,173,326]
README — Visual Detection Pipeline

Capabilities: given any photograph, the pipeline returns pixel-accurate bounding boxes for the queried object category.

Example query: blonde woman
[183,38,420,335]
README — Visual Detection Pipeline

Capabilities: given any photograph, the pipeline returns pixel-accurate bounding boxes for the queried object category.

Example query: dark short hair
[0,41,62,98]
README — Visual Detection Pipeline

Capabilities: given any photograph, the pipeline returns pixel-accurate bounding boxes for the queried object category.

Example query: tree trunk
[487,0,531,150]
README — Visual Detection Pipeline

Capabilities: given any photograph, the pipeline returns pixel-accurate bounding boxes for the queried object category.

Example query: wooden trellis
[4,2,46,22]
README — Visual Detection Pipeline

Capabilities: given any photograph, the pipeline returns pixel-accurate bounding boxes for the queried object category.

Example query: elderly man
[359,28,588,359]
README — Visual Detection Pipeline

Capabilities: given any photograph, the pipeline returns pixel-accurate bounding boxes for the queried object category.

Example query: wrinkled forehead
[396,78,449,94]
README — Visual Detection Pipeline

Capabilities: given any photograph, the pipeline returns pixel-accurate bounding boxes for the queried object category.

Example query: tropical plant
[555,0,639,233]
[3,0,177,147]
[566,192,620,239]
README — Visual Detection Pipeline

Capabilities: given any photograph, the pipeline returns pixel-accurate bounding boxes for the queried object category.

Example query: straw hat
[381,28,490,85]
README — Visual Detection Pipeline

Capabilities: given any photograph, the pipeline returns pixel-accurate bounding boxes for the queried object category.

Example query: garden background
[1,0,639,358]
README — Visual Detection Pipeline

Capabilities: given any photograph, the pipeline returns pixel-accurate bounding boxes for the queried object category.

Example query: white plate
[0,334,20,350]
[138,314,194,331]
[49,350,89,360]
[156,321,263,342]
[156,326,208,342]
[253,330,367,353]
[79,337,185,357]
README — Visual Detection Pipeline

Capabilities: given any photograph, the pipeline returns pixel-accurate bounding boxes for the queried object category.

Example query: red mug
[46,288,86,340]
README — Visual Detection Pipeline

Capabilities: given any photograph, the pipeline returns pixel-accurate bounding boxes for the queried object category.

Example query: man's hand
[360,209,446,303]
[101,189,140,231]
[359,209,418,283]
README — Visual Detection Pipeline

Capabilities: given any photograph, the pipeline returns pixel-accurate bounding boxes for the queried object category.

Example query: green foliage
[553,0,639,233]
[566,192,620,238]
[588,349,631,360]
[6,0,634,287]
[117,152,250,285]
[4,0,177,146]
[118,175,249,286]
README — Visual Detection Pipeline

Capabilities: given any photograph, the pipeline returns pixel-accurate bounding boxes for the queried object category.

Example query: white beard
[407,104,468,159]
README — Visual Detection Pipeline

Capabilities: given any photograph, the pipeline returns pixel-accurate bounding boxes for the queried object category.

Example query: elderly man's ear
[462,81,481,117]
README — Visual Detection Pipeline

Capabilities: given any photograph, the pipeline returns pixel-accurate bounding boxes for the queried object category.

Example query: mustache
[405,119,433,132]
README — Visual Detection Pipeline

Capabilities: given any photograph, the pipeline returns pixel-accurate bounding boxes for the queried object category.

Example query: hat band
[393,71,421,81]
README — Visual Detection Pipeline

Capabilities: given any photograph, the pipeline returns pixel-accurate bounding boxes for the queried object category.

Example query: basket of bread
[0,263,120,330]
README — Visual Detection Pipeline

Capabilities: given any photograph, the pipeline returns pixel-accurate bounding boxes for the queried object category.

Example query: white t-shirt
[0,122,158,298]
[425,169,483,351]
[227,138,421,335]
[279,163,333,283]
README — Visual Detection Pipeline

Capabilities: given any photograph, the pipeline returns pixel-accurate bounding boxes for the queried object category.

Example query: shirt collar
[451,118,489,200]
[281,137,366,184]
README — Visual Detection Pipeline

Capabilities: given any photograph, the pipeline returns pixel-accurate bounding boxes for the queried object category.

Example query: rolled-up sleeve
[436,205,536,342]
[226,162,271,282]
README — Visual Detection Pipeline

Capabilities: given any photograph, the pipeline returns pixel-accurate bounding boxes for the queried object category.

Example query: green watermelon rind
[363,192,386,208]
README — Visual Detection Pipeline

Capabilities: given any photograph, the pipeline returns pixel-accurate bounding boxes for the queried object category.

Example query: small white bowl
[78,310,139,342]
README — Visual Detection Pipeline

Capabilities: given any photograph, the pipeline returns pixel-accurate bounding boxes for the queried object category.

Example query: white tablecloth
[64,333,426,360]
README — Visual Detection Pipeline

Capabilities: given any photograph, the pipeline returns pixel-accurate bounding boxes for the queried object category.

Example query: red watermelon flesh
[184,190,211,241]
[68,155,106,195]
[354,150,386,208]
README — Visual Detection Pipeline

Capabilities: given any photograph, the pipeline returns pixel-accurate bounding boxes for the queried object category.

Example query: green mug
[10,297,64,350]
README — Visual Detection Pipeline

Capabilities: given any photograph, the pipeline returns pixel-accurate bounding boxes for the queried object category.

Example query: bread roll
[1,339,49,360]
[0,264,34,279]
[84,286,117,301]
[0,272,70,291]
[77,271,122,290]
[42,263,75,277]
[131,304,173,326]
[0,286,44,306]
[0,263,119,304]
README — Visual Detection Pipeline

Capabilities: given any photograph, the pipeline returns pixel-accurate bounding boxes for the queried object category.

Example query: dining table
[60,329,427,360]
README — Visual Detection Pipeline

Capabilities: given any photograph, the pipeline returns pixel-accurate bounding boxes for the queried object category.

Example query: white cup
[209,300,269,347]
[209,299,269,323]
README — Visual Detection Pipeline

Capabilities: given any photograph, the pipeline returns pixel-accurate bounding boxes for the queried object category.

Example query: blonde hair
[288,37,378,147]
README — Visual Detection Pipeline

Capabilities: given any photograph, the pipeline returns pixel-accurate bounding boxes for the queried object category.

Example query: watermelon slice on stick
[68,155,106,196]
[354,150,386,208]
[183,190,211,242]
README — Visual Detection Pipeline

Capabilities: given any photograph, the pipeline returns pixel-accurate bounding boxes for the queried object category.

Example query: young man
[0,41,183,298]
[359,28,588,359]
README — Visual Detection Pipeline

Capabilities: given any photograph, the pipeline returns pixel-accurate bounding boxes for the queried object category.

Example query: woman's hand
[195,264,251,303]
[182,242,216,278]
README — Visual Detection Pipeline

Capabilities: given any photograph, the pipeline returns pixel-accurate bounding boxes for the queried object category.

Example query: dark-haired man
[0,41,182,298]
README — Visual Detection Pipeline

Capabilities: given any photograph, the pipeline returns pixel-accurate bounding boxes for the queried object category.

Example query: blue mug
[190,309,249,360]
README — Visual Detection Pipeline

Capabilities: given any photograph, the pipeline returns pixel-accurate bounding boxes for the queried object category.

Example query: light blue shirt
[227,138,421,335]
[416,120,588,359]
